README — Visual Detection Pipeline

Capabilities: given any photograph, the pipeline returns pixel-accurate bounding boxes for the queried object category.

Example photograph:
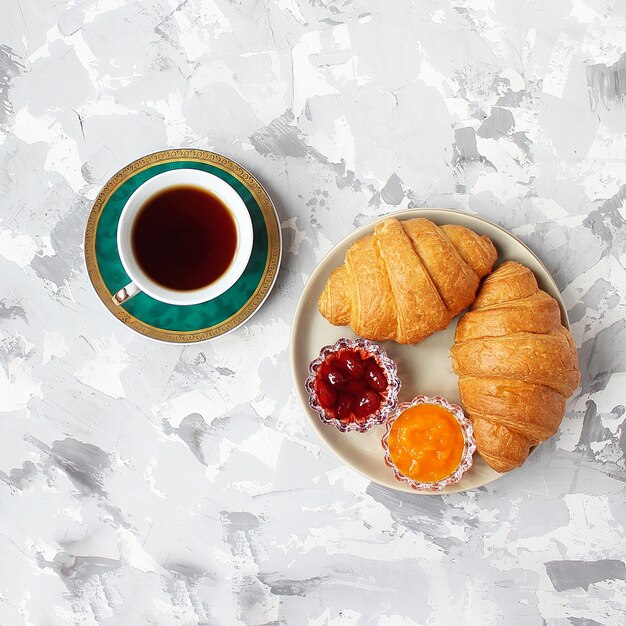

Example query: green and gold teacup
[84,149,281,343]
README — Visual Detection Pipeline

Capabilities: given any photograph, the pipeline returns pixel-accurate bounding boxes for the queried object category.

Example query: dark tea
[131,185,238,291]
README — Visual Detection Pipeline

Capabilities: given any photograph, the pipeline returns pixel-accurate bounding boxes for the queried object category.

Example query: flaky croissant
[450,261,580,473]
[318,217,497,344]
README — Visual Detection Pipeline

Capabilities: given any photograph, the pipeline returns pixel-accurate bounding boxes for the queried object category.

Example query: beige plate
[290,208,569,494]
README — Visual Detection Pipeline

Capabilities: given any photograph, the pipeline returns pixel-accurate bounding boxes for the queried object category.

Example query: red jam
[314,348,388,425]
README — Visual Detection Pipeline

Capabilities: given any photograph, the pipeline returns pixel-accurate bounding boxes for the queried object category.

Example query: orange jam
[388,404,465,483]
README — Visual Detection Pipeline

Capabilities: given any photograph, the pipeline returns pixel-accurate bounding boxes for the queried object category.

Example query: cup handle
[112,282,141,306]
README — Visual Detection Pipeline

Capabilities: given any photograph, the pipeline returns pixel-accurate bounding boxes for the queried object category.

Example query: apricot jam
[388,404,464,483]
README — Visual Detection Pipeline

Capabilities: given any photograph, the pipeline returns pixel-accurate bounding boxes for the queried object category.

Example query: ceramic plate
[291,208,570,494]
[85,149,281,343]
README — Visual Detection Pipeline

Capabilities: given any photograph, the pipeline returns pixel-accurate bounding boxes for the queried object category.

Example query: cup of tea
[113,169,254,306]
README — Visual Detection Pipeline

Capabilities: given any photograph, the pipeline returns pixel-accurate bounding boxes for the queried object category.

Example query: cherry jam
[313,348,388,425]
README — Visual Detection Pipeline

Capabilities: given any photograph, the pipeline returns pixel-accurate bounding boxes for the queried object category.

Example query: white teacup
[113,169,253,306]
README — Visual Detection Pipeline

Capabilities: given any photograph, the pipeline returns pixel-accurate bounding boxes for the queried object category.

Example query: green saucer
[85,149,282,343]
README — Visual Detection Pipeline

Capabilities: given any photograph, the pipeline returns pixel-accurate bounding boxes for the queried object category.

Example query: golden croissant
[450,261,580,473]
[318,217,498,344]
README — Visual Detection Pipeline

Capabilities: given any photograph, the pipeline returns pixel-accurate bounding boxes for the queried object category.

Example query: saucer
[84,149,282,343]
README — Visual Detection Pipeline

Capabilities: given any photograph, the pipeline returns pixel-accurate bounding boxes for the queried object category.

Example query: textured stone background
[1,0,625,624]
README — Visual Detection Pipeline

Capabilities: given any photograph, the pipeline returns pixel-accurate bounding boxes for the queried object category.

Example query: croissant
[318,217,498,344]
[450,261,580,473]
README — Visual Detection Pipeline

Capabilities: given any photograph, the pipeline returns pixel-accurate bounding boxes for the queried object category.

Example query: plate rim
[290,208,570,495]
[84,148,283,344]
